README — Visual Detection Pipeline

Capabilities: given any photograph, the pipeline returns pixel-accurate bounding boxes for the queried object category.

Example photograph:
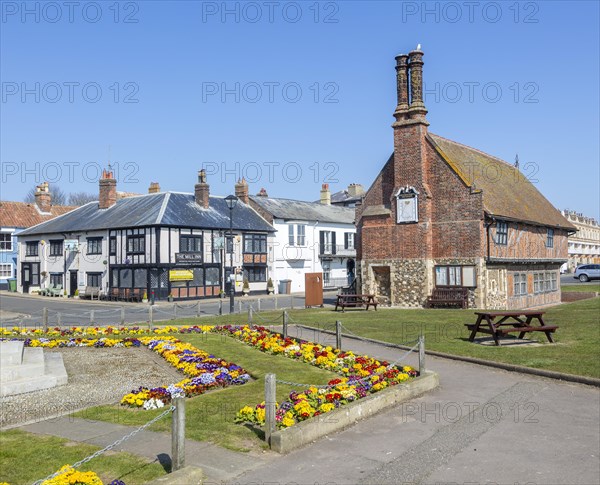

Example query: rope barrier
[31,405,175,485]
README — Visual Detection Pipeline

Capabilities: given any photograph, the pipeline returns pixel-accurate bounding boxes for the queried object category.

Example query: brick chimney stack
[320,183,331,205]
[98,170,117,209]
[34,182,51,212]
[347,183,365,197]
[195,169,210,209]
[148,182,161,194]
[235,178,249,204]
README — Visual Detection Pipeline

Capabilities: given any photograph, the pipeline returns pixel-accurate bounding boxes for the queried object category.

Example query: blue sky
[1,0,599,218]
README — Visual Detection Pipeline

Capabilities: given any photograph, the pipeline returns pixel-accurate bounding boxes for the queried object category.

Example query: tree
[68,192,96,206]
[24,183,67,205]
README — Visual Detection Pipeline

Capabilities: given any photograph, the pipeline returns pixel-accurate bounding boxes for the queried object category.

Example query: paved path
[21,327,600,484]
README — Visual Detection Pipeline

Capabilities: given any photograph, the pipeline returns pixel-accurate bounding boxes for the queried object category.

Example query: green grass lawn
[279,297,600,378]
[0,429,166,485]
[562,283,600,293]
[74,333,338,452]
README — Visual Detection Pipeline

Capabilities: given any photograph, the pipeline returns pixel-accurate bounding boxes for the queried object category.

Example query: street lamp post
[224,195,238,314]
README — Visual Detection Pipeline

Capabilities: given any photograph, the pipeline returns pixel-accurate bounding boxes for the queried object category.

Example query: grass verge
[562,283,600,293]
[0,429,166,485]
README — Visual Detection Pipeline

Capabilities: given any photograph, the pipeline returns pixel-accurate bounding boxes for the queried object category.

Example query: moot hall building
[356,49,575,310]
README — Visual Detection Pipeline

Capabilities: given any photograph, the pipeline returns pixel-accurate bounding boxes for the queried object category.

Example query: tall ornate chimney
[407,48,427,121]
[394,54,410,117]
[195,169,210,209]
[98,170,117,209]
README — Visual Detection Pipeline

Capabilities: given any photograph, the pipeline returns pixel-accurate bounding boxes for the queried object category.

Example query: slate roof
[250,196,355,224]
[428,134,576,230]
[18,192,275,236]
[330,189,362,205]
[0,201,77,229]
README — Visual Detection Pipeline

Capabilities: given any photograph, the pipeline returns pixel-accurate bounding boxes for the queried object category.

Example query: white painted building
[249,184,356,293]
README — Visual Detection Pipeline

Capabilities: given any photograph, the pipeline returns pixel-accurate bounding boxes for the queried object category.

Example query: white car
[574,264,600,282]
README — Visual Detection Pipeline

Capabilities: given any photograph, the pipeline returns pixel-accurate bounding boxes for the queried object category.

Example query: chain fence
[32,405,175,485]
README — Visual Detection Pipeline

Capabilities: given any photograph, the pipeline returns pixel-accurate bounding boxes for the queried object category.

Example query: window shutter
[332,232,336,255]
[319,231,325,254]
[344,233,349,249]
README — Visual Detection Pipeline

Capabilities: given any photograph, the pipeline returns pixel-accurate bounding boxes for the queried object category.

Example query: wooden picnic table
[335,294,378,312]
[465,311,558,346]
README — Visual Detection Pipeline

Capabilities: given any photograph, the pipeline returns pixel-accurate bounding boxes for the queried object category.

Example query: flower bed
[2,324,417,427]
[209,325,418,429]
[2,334,250,409]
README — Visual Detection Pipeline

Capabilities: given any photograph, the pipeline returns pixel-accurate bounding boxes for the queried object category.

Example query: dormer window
[395,186,419,224]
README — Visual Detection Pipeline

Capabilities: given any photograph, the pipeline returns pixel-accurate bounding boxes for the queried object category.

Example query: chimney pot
[407,49,427,118]
[257,188,269,197]
[148,182,161,194]
[394,54,410,113]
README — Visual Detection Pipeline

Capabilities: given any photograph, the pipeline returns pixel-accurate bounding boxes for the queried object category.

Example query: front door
[70,271,78,297]
[21,262,39,293]
[150,268,169,300]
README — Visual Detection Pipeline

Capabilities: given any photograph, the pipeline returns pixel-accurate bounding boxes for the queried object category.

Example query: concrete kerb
[144,466,204,485]
[269,371,439,454]
[295,324,600,388]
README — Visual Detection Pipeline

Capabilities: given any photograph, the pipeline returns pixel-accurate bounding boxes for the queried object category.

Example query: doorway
[21,262,39,293]
[70,270,78,297]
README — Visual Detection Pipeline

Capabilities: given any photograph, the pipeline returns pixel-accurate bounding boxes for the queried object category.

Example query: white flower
[143,398,165,410]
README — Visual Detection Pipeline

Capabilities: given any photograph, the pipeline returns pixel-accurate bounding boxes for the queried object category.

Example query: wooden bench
[335,294,378,312]
[466,311,558,346]
[81,286,101,300]
[426,287,468,309]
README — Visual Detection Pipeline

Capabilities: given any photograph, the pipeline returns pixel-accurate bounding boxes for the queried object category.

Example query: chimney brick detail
[148,182,161,194]
[320,183,331,205]
[235,178,249,204]
[34,182,51,213]
[99,170,117,209]
[195,169,210,209]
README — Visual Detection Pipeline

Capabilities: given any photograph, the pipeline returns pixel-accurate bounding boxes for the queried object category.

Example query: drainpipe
[485,218,494,264]
[312,221,319,272]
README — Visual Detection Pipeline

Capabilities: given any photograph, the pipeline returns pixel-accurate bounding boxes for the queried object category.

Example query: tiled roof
[17,193,275,236]
[250,196,355,224]
[428,134,576,230]
[0,201,77,229]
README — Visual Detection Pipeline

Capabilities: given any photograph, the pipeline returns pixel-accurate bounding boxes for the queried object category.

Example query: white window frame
[0,232,14,252]
[288,225,295,246]
[0,263,13,278]
[296,224,306,246]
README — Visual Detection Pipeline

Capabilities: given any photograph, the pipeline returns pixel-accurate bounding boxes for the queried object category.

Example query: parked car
[574,264,600,282]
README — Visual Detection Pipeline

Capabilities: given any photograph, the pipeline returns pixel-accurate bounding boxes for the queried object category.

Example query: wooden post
[238,301,242,314]
[257,298,261,312]
[336,320,342,350]
[248,306,253,324]
[264,374,276,446]
[418,335,425,374]
[196,302,201,318]
[121,307,125,326]
[171,397,185,471]
[89,310,95,325]
[274,296,278,310]
[290,295,294,309]
[173,303,177,320]
[219,299,223,316]
[57,312,62,327]
[283,311,288,339]
[148,306,153,331]
[42,307,48,333]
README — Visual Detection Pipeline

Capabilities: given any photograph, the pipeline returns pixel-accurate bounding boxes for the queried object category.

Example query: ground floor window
[513,273,527,296]
[87,272,102,287]
[50,273,63,287]
[534,272,558,294]
[0,263,12,278]
[244,265,266,282]
[435,266,476,287]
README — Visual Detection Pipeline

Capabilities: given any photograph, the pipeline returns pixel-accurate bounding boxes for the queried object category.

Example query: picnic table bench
[465,311,558,346]
[426,287,468,309]
[335,294,378,312]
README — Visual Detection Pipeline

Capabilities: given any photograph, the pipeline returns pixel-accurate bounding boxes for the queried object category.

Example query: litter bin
[8,278,17,292]
[278,279,292,294]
